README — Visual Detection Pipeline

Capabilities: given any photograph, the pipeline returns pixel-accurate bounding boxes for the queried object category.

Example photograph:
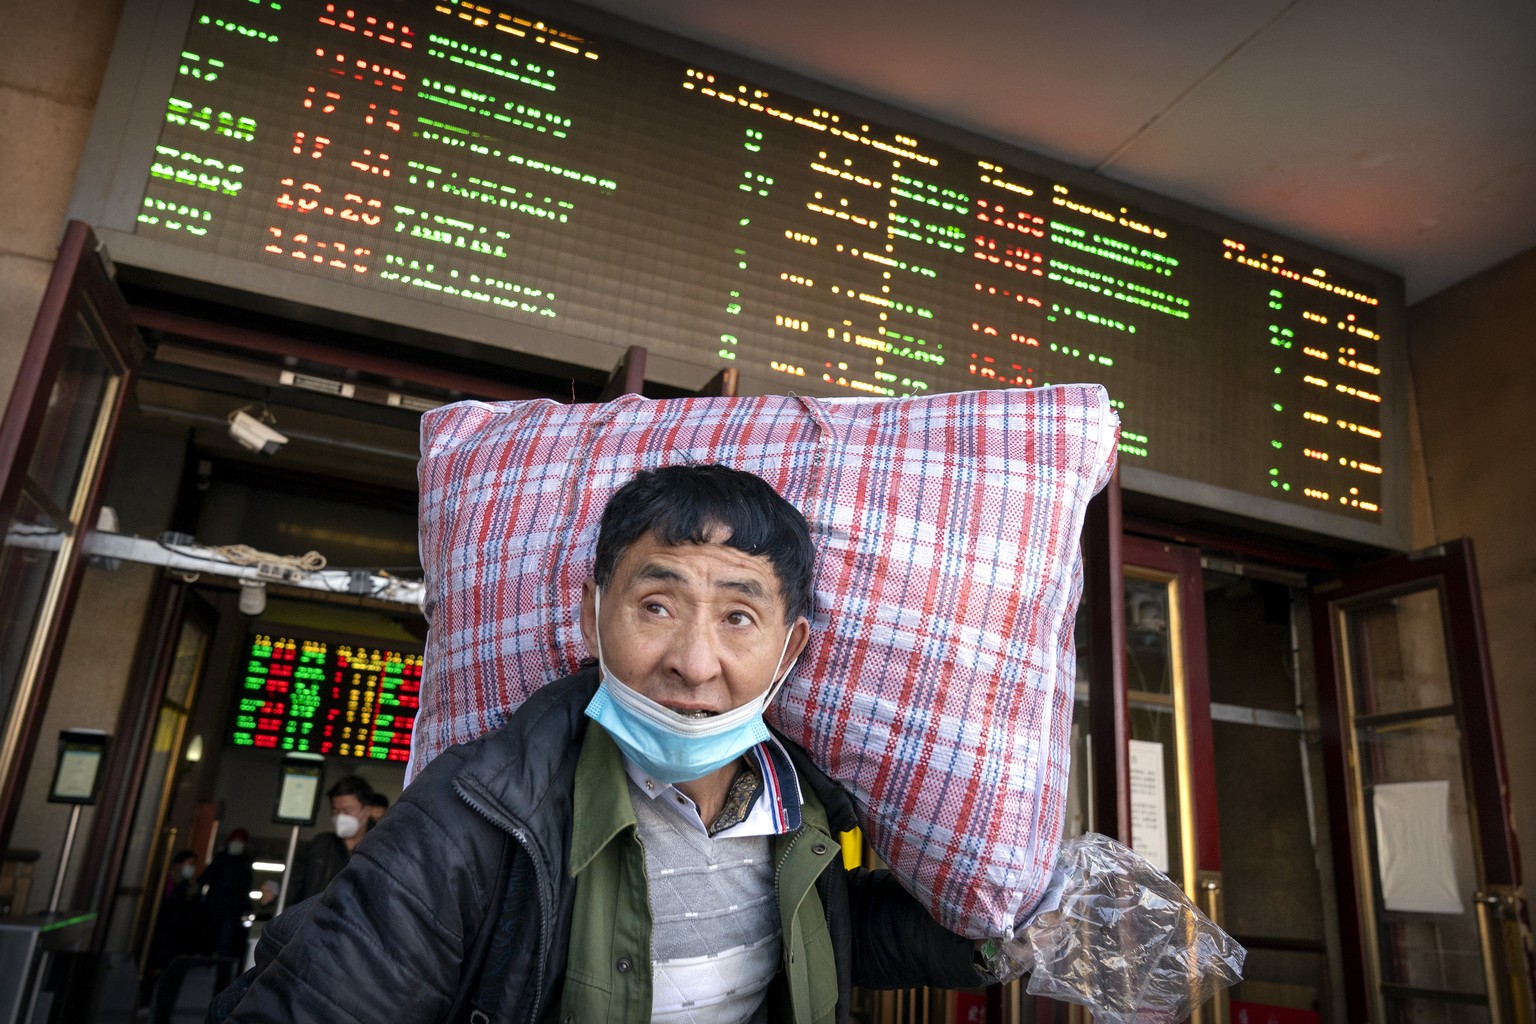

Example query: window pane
[27,305,115,517]
[163,619,211,707]
[1349,588,1454,716]
[1066,600,1091,837]
[1215,720,1325,948]
[1382,991,1490,1024]
[1123,573,1180,882]
[1125,575,1173,697]
[106,704,186,956]
[1359,716,1483,996]
[1360,714,1465,790]
[0,492,63,726]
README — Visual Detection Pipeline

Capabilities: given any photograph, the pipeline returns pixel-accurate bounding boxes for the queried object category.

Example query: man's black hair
[326,775,373,800]
[593,464,815,623]
[365,792,390,809]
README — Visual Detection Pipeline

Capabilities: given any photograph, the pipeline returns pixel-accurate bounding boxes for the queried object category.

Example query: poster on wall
[1129,738,1170,872]
[1373,779,1464,914]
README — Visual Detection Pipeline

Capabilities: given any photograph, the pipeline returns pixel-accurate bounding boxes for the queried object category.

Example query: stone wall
[1408,246,1536,911]
[0,0,126,409]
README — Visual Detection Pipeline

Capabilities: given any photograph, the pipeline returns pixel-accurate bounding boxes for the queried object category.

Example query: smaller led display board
[230,632,423,762]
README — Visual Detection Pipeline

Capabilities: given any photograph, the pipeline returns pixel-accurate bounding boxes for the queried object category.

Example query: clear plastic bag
[979,833,1246,1023]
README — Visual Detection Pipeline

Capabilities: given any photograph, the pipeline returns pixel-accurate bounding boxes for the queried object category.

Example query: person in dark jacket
[226,465,986,1023]
[142,849,203,1003]
[199,828,254,959]
[286,774,373,904]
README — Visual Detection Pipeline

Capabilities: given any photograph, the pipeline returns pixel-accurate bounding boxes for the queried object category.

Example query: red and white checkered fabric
[410,386,1118,937]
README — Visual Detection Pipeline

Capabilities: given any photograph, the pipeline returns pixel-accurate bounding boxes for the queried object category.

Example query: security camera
[229,410,288,455]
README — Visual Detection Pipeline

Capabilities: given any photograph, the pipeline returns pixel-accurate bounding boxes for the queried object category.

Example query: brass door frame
[1121,536,1225,1024]
[0,221,144,851]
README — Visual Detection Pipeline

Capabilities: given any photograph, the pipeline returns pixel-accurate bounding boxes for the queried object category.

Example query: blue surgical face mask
[583,588,797,784]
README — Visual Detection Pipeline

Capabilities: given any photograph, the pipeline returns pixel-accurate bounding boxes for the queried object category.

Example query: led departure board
[79,0,1407,546]
[230,632,423,761]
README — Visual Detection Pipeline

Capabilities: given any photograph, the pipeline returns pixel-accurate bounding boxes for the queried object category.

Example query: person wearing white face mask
[142,849,202,1004]
[219,465,983,1024]
[286,775,376,906]
[200,828,255,959]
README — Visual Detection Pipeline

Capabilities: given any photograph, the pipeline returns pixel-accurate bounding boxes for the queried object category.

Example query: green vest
[558,728,842,1024]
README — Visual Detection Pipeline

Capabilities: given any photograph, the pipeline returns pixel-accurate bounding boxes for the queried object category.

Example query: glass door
[0,220,143,849]
[1204,563,1335,1021]
[1312,540,1533,1023]
[119,603,214,966]
[1014,531,1225,1024]
[1119,537,1224,1024]
[1121,539,1339,1022]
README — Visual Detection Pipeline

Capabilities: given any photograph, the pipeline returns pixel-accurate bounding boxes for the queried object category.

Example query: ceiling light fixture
[238,579,268,615]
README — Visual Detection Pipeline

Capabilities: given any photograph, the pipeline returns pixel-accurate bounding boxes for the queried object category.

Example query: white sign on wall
[1129,739,1170,872]
[1374,780,1464,914]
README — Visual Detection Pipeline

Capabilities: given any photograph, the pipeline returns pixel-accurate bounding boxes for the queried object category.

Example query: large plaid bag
[410,386,1118,937]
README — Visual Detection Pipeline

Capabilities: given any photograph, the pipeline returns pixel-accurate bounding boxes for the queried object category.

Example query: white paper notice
[1128,739,1169,872]
[277,773,320,823]
[1374,779,1463,914]
[53,749,101,800]
[1064,723,1089,837]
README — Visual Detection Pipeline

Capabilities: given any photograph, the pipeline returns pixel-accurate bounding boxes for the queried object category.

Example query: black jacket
[287,831,351,907]
[228,670,979,1023]
[199,852,254,916]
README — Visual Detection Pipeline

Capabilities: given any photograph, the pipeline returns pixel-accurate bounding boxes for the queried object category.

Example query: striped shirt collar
[620,736,803,838]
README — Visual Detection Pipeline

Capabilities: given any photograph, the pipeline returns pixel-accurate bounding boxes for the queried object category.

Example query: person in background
[141,849,202,1002]
[199,828,254,959]
[287,775,373,904]
[364,791,389,829]
[164,849,200,901]
[253,880,280,923]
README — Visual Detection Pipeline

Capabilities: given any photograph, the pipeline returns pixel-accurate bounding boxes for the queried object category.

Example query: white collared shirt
[620,737,804,839]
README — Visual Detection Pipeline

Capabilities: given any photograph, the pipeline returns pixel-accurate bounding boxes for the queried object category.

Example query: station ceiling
[578,0,1536,305]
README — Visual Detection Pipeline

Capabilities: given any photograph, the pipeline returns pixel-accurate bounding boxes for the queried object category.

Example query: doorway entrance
[2,227,1530,1023]
[991,512,1533,1024]
[1115,534,1336,1023]
[1313,542,1534,1022]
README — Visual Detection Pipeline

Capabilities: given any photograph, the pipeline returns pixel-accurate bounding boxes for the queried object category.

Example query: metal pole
[274,824,301,915]
[45,804,83,914]
[1475,891,1510,1024]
